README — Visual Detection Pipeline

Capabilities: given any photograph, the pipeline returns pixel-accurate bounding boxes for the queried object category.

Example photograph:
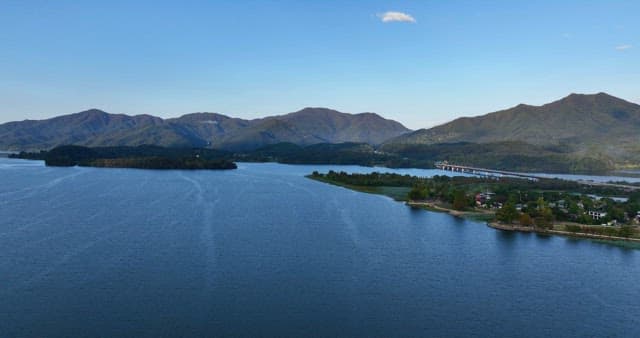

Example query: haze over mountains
[2,92,640,169]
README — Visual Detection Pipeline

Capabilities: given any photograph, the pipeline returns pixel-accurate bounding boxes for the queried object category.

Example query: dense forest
[11,145,237,170]
[380,141,613,173]
[11,140,618,174]
[238,141,614,173]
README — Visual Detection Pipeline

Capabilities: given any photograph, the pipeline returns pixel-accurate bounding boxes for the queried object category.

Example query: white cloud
[615,44,632,51]
[378,11,416,23]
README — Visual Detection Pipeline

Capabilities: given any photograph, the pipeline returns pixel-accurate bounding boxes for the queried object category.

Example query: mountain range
[2,92,640,170]
[0,108,410,152]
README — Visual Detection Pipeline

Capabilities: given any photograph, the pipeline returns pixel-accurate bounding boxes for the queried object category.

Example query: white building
[588,211,607,220]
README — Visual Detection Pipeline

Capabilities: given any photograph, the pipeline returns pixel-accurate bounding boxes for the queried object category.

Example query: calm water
[1,159,639,337]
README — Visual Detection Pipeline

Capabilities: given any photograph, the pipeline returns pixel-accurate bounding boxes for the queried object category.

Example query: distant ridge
[383,93,640,165]
[0,107,411,151]
[4,93,640,170]
[386,93,640,146]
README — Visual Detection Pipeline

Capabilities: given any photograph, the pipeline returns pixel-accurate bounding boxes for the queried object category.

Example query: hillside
[383,93,640,165]
[0,109,165,150]
[0,108,410,151]
[213,108,410,151]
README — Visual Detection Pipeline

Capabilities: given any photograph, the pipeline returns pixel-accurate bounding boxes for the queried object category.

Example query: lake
[1,159,639,337]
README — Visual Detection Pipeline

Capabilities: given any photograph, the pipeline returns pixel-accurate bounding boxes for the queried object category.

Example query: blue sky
[1,0,638,129]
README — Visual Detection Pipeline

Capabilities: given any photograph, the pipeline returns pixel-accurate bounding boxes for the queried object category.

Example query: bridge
[434,161,640,191]
[434,161,540,181]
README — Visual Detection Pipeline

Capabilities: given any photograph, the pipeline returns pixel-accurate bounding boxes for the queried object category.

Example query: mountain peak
[541,92,630,110]
[383,92,640,151]
[76,108,109,116]
[514,103,533,109]
[292,107,341,116]
[560,92,615,101]
[174,112,234,121]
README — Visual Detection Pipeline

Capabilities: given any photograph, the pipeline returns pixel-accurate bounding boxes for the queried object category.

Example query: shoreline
[408,201,640,244]
[487,222,640,243]
[406,201,494,220]
[8,156,640,184]
[309,177,640,247]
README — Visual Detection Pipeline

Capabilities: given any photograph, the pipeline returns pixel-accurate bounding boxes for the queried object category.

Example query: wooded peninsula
[11,145,237,170]
[309,171,640,243]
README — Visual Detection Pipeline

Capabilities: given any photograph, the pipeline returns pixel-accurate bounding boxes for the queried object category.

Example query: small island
[11,145,237,170]
[309,171,640,244]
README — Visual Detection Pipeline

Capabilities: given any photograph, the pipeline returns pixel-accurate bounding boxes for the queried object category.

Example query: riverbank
[311,175,494,222]
[408,201,640,245]
[406,201,495,221]
[308,173,639,248]
[488,222,640,243]
[407,199,640,246]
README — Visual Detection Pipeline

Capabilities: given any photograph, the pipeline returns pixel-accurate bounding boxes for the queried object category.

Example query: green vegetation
[4,93,640,173]
[496,202,518,223]
[309,171,411,201]
[87,157,236,170]
[309,171,640,241]
[16,140,611,173]
[237,142,397,166]
[564,224,636,238]
[14,145,237,170]
[382,93,640,171]
[380,141,613,173]
[0,107,409,152]
[237,141,614,174]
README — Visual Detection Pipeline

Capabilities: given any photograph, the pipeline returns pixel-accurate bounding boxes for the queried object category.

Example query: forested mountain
[4,93,640,172]
[383,93,640,165]
[0,108,410,151]
[386,93,640,145]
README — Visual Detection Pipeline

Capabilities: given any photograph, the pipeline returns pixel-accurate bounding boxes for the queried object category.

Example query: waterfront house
[588,210,607,220]
[549,199,566,209]
[475,191,495,207]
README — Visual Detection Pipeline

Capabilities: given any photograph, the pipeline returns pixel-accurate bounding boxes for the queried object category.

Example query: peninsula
[309,171,640,244]
[11,145,237,170]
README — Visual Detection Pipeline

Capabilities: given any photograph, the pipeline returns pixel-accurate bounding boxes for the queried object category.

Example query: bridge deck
[434,162,639,191]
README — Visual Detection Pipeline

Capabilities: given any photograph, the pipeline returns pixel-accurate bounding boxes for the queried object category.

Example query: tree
[496,202,518,223]
[452,190,468,211]
[606,206,625,223]
[535,207,554,230]
[537,197,547,211]
[519,213,533,226]
[408,185,428,201]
